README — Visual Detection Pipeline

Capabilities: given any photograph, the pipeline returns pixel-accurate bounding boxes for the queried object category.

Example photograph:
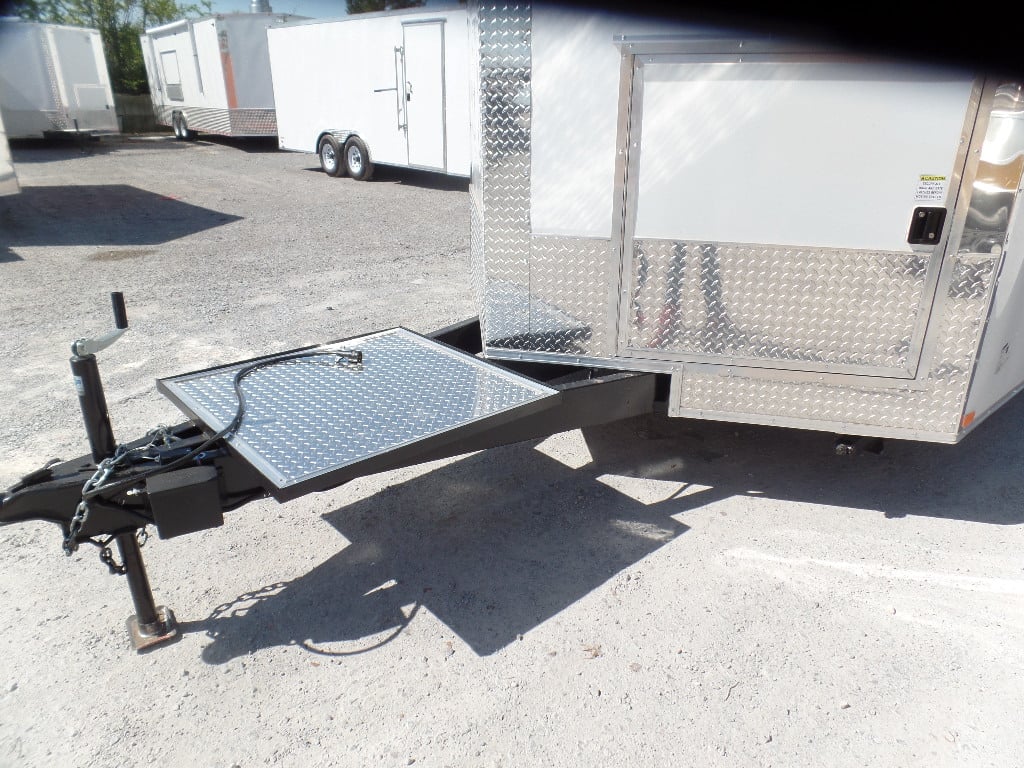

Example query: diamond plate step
[158,328,559,500]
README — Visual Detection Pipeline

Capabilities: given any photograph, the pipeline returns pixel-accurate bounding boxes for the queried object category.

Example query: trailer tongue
[0,299,657,651]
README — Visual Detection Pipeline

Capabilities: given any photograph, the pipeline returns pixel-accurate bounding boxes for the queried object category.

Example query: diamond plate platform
[158,328,558,500]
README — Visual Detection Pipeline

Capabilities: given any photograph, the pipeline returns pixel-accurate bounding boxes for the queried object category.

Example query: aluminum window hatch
[157,327,560,501]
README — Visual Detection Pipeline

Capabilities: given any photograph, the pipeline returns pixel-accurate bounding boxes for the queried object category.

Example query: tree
[11,0,212,94]
[346,0,426,14]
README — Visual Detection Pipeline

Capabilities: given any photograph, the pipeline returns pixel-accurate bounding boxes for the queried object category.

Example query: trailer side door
[614,48,980,379]
[401,20,447,172]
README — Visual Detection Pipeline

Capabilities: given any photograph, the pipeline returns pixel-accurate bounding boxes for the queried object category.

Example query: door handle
[406,81,413,102]
[907,206,947,245]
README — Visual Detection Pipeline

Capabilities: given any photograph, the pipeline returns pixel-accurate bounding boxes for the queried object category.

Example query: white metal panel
[268,8,470,175]
[270,17,406,162]
[404,22,446,169]
[155,27,202,106]
[633,61,974,251]
[139,33,159,101]
[147,19,229,112]
[53,28,106,109]
[0,108,18,196]
[441,12,471,176]
[529,7,696,237]
[221,15,278,108]
[194,19,226,108]
[0,21,56,137]
[0,21,116,135]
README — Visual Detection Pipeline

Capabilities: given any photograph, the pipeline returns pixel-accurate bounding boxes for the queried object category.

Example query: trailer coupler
[0,421,266,649]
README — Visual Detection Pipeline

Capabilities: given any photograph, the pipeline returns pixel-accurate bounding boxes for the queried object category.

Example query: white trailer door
[617,53,979,378]
[402,21,446,171]
[45,26,116,129]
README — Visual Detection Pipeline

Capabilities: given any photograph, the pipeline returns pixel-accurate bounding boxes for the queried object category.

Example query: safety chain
[96,527,148,576]
[60,424,180,557]
[99,544,126,575]
[62,501,90,556]
[63,450,123,556]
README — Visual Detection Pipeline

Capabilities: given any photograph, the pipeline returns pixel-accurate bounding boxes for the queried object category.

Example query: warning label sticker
[915,174,947,203]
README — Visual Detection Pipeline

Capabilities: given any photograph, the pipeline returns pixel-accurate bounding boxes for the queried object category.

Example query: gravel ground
[1,135,1023,768]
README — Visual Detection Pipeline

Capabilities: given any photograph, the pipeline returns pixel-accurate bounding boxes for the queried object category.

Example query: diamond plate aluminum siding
[672,252,998,439]
[154,105,277,136]
[626,239,930,371]
[471,2,533,349]
[469,3,1009,440]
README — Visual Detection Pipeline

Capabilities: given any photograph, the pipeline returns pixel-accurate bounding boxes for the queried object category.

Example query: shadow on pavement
[190,135,280,154]
[301,163,470,192]
[0,184,241,249]
[190,428,692,664]
[186,390,1024,664]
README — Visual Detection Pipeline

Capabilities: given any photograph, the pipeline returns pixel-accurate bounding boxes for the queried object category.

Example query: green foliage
[345,0,426,14]
[11,0,212,94]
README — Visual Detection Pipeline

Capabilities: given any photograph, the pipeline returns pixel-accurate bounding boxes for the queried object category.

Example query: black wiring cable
[82,348,362,501]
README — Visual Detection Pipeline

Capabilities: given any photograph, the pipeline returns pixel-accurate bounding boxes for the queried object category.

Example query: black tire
[179,114,198,142]
[171,113,184,140]
[318,135,344,177]
[343,136,374,181]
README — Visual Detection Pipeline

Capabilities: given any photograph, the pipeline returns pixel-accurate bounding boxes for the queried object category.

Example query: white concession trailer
[267,6,471,180]
[140,12,304,140]
[0,18,118,138]
[6,2,1024,651]
[468,2,1024,444]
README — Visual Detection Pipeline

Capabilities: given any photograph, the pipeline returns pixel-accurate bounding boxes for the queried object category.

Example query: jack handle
[72,292,128,357]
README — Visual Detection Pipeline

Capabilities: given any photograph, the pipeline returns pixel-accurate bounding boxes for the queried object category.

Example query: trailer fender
[315,129,353,156]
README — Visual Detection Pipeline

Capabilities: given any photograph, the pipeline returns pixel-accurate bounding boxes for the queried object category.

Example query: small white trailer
[140,12,304,140]
[267,6,471,180]
[0,18,118,139]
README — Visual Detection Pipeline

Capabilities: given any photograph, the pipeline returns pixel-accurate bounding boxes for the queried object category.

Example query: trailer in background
[140,12,304,140]
[267,6,471,180]
[0,18,118,139]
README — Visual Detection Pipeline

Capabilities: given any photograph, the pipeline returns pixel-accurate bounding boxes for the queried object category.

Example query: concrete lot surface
[1,136,1022,768]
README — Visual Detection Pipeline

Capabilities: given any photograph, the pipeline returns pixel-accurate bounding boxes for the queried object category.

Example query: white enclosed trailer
[0,18,118,139]
[7,2,1024,651]
[140,12,304,140]
[467,2,1024,444]
[267,6,471,180]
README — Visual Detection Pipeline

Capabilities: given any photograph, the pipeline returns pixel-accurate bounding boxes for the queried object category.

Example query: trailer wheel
[172,113,184,140]
[343,136,374,181]
[318,135,344,177]
[179,115,198,142]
